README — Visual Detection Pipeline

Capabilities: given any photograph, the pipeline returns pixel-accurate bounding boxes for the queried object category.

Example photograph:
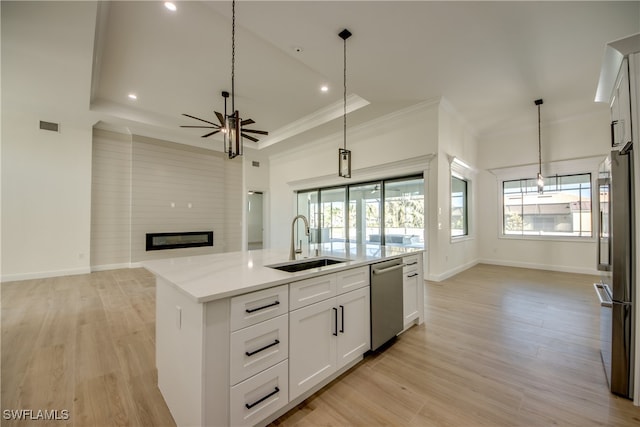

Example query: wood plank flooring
[2,264,640,426]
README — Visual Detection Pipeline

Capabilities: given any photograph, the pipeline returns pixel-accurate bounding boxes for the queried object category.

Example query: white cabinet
[289,298,337,398]
[403,254,423,328]
[336,286,370,370]
[289,269,370,400]
[230,360,289,427]
[228,285,290,425]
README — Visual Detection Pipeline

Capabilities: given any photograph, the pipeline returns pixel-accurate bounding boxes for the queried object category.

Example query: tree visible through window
[451,176,468,237]
[503,173,592,237]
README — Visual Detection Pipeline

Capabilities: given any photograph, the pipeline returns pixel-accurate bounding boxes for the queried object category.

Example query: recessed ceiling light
[128,93,137,100]
[164,2,177,12]
[320,85,329,93]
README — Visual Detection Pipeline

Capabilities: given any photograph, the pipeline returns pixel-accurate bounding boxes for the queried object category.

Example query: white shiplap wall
[90,130,242,269]
[91,129,132,268]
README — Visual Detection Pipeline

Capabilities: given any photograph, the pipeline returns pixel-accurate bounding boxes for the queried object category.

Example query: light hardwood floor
[2,264,640,426]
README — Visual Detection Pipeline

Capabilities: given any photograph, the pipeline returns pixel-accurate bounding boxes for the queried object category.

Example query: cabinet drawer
[230,360,289,427]
[336,266,369,294]
[230,314,289,385]
[230,284,288,331]
[403,255,420,273]
[290,274,337,310]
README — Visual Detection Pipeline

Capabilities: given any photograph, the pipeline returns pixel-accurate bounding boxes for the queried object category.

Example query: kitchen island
[144,243,424,427]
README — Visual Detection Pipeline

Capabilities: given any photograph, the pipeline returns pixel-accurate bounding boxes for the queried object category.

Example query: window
[384,178,425,247]
[503,173,592,237]
[451,176,468,237]
[296,175,424,248]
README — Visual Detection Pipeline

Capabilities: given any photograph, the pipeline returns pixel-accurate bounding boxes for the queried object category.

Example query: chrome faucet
[290,215,310,260]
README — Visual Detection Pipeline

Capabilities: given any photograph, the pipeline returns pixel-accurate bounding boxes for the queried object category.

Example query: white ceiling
[4,1,640,156]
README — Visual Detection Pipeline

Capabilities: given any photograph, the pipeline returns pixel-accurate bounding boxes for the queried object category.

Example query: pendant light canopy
[535,98,544,193]
[338,29,352,178]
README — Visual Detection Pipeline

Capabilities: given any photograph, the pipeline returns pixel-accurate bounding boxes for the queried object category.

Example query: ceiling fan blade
[182,114,219,126]
[242,133,260,142]
[241,118,255,126]
[215,111,225,126]
[242,129,269,135]
[202,130,221,138]
[180,125,218,129]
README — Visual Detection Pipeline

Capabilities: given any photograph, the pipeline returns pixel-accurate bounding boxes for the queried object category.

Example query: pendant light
[225,0,242,158]
[535,98,544,193]
[338,29,352,178]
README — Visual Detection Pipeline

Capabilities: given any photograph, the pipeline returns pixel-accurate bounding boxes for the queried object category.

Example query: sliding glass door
[384,178,425,247]
[348,183,381,244]
[296,175,424,248]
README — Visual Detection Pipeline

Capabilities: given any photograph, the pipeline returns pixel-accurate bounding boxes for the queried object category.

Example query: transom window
[502,173,592,237]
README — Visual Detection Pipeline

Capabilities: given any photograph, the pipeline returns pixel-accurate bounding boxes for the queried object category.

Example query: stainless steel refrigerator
[596,147,635,399]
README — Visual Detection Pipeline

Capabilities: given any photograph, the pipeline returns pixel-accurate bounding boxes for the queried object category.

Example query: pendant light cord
[537,103,541,177]
[343,35,347,151]
[231,0,236,114]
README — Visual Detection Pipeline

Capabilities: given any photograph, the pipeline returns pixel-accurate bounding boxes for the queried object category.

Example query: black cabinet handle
[339,305,345,333]
[245,339,280,357]
[408,273,419,278]
[245,387,280,409]
[611,120,618,147]
[332,307,338,336]
[406,261,418,266]
[245,300,279,313]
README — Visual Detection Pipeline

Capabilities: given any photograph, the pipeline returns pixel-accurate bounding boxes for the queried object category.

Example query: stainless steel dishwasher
[370,258,404,350]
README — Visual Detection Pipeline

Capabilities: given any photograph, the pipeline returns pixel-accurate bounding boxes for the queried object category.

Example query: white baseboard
[478,258,600,276]
[427,259,479,282]
[1,263,148,283]
[91,262,142,272]
[1,266,91,283]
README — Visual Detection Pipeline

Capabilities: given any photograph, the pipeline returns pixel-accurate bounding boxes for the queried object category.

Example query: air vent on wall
[39,121,59,132]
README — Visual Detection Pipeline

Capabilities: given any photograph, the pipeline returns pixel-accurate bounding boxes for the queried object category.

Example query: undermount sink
[267,257,348,273]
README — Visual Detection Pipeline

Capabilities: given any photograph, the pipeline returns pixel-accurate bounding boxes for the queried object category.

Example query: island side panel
[156,277,206,426]
[204,298,231,426]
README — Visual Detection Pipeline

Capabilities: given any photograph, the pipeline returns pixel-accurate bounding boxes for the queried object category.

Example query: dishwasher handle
[594,283,613,307]
[372,263,405,275]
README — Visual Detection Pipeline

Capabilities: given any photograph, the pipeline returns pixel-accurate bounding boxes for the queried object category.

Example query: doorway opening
[247,191,264,250]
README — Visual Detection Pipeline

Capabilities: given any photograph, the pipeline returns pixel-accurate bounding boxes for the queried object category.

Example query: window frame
[449,156,474,243]
[451,174,469,238]
[500,172,594,241]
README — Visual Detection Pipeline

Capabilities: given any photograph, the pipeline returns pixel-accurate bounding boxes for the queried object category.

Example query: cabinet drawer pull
[332,307,338,336]
[245,300,280,313]
[408,273,419,278]
[611,120,618,147]
[245,339,280,357]
[339,305,345,333]
[245,386,280,409]
[406,261,418,266]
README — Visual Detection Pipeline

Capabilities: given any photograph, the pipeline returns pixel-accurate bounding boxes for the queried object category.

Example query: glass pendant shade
[537,172,544,193]
[339,148,351,178]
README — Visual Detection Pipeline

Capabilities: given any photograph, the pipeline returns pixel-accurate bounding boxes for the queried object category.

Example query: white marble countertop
[143,243,423,303]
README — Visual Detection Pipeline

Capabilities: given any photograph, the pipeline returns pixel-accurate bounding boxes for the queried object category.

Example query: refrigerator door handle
[594,283,613,307]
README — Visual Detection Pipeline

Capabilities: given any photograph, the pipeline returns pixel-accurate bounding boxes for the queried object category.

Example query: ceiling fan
[180,91,268,143]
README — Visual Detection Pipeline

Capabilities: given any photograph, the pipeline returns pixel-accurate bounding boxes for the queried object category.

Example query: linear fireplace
[146,231,214,251]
